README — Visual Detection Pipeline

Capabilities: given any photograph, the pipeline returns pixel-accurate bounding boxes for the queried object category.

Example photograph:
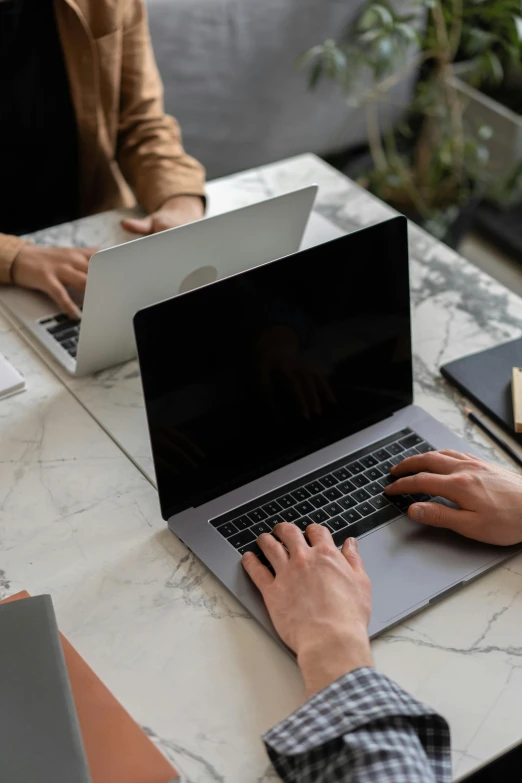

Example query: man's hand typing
[242,522,373,697]
[385,450,522,546]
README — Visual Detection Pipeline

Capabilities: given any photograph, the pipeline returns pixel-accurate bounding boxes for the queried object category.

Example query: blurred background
[147,0,522,291]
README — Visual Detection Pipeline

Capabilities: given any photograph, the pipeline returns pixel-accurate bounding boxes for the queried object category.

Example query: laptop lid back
[75,187,317,375]
[135,216,412,520]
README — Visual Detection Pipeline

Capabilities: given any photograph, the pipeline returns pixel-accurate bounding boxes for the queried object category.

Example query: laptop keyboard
[210,428,434,558]
[39,314,81,358]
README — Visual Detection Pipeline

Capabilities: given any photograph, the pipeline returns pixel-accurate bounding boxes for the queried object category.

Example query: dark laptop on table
[134,216,521,642]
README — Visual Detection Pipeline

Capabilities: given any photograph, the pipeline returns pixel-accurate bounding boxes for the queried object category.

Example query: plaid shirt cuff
[264,667,451,783]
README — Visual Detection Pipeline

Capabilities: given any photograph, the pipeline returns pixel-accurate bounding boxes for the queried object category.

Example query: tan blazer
[0,0,206,284]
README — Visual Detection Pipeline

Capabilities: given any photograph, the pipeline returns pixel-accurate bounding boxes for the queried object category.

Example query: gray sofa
[147,0,419,179]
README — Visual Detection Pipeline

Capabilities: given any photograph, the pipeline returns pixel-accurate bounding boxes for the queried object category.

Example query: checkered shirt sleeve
[263,667,451,783]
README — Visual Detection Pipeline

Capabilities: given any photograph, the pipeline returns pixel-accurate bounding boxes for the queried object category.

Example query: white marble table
[2,154,522,780]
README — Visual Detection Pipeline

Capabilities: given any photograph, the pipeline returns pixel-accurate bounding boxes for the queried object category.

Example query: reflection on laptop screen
[135,217,412,519]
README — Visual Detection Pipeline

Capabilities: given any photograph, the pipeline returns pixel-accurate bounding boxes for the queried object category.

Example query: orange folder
[1,592,178,783]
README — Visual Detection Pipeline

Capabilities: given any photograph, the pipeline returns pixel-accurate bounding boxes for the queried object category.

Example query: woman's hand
[11,244,98,319]
[121,195,204,236]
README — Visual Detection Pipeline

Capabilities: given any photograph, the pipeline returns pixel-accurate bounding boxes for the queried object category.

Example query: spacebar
[332,505,399,546]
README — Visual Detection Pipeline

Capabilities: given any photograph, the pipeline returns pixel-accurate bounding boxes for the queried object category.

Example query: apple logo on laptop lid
[178,266,218,294]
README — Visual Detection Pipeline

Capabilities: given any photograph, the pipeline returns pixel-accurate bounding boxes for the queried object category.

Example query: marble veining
[1,156,522,779]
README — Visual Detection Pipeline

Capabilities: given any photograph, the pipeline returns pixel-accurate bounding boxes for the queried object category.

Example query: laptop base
[169,404,522,645]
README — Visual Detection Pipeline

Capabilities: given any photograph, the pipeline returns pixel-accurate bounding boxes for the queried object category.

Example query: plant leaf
[485,50,504,83]
[513,15,522,42]
[309,60,324,89]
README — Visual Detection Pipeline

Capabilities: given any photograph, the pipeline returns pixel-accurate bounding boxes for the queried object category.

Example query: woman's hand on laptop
[121,195,204,236]
[242,522,373,697]
[385,450,522,546]
[11,244,98,320]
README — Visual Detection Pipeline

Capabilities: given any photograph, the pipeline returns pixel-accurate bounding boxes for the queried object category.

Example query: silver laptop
[0,187,317,376]
[134,216,522,643]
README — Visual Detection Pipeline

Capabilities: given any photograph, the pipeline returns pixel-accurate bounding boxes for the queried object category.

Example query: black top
[0,0,80,236]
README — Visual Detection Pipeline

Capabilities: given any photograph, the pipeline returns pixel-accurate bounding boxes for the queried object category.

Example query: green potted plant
[299,0,522,245]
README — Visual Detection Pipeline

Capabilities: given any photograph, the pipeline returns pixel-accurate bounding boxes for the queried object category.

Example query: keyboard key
[69,347,77,358]
[277,494,296,509]
[318,474,338,488]
[266,514,284,528]
[341,508,362,524]
[327,515,349,532]
[333,505,397,545]
[364,467,383,481]
[351,488,370,503]
[231,515,251,531]
[47,321,76,336]
[324,502,343,517]
[295,500,314,516]
[387,442,405,455]
[62,339,75,351]
[291,487,311,502]
[252,522,271,536]
[229,529,256,549]
[56,328,79,343]
[295,516,313,531]
[347,460,365,474]
[380,459,394,473]
[338,479,356,494]
[360,455,378,469]
[211,514,237,528]
[262,500,282,516]
[388,455,403,466]
[357,502,375,517]
[238,542,261,556]
[305,481,323,495]
[370,495,391,510]
[393,496,413,512]
[338,495,357,510]
[366,482,383,497]
[374,448,391,462]
[402,448,418,458]
[248,508,268,523]
[333,467,352,481]
[410,493,431,502]
[323,487,342,501]
[400,433,423,449]
[415,442,434,454]
[217,521,238,538]
[310,493,328,508]
[309,509,329,524]
[378,475,395,487]
[282,507,300,522]
[351,474,370,488]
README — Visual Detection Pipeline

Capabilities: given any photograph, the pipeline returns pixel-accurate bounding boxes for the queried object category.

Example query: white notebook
[0,353,25,400]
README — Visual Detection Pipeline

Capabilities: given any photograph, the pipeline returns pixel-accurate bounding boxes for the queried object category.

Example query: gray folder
[0,595,91,782]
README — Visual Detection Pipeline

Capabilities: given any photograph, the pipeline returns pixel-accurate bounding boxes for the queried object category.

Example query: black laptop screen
[135,216,412,519]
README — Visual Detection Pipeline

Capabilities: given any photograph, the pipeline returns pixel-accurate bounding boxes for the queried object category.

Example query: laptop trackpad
[360,515,507,628]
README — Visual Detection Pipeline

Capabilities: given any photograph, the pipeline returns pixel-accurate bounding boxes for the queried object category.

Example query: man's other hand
[121,195,204,236]
[386,450,522,545]
[11,244,98,319]
[242,522,373,697]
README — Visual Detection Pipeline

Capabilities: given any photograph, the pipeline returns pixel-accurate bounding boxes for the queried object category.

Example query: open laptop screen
[135,216,412,519]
